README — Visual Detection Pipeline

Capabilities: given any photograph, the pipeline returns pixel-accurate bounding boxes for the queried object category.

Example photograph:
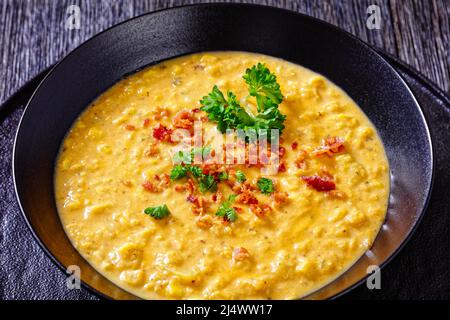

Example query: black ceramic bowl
[13,4,433,299]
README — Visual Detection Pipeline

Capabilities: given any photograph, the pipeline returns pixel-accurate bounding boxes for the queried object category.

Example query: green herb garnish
[144,204,170,219]
[216,195,238,222]
[200,63,286,140]
[199,174,218,193]
[257,177,274,194]
[235,170,246,183]
[243,63,283,112]
[170,164,188,180]
[170,148,217,193]
[218,171,229,181]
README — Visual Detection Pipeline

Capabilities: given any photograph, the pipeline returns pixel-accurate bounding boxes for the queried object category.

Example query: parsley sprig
[200,63,286,139]
[170,148,217,193]
[216,194,238,222]
[144,204,170,219]
[257,177,274,194]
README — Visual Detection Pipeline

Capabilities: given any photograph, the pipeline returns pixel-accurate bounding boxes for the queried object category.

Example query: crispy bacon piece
[196,215,213,229]
[295,150,308,169]
[152,106,170,121]
[142,181,159,192]
[233,206,243,213]
[325,190,346,199]
[187,194,197,203]
[236,189,258,205]
[143,118,150,128]
[278,146,286,158]
[278,161,287,173]
[145,143,159,157]
[212,190,223,203]
[160,173,170,187]
[190,196,209,215]
[232,247,250,262]
[271,191,289,207]
[173,110,195,130]
[152,124,173,142]
[312,136,345,157]
[174,185,186,192]
[249,203,272,218]
[302,175,336,191]
[291,142,298,150]
[185,179,196,194]
[125,124,136,131]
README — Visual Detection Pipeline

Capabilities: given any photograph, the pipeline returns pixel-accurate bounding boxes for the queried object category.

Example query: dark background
[0,0,449,300]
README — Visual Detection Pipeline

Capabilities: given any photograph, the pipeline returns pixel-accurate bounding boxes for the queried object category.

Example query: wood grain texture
[0,0,448,106]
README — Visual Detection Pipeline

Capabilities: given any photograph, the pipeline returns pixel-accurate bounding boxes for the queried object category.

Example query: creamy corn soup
[55,52,389,299]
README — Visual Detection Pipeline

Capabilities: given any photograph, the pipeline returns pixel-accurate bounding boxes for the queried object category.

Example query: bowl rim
[12,2,434,300]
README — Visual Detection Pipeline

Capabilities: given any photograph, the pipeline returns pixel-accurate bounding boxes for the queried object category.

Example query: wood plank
[0,0,448,106]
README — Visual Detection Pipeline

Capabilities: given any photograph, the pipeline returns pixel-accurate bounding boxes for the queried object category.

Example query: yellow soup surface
[55,52,389,299]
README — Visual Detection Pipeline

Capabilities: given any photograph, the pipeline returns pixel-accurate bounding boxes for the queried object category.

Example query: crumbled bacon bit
[190,196,209,215]
[185,179,196,194]
[325,190,346,199]
[145,143,159,157]
[152,124,173,142]
[236,189,258,205]
[192,108,201,113]
[302,175,336,191]
[250,203,272,218]
[125,124,136,131]
[278,146,286,158]
[291,142,298,150]
[278,162,287,173]
[212,190,223,203]
[187,194,197,203]
[174,185,186,192]
[271,191,289,207]
[173,110,195,130]
[312,136,345,157]
[143,118,150,128]
[142,181,159,192]
[232,247,250,262]
[160,173,170,187]
[196,215,213,229]
[233,206,243,213]
[152,106,170,121]
[295,150,308,169]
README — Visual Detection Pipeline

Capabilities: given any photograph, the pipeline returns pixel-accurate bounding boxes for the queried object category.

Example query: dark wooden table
[0,0,449,300]
[1,0,449,106]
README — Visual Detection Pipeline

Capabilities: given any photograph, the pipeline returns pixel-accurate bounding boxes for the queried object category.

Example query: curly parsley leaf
[170,164,188,180]
[200,64,286,139]
[243,63,283,112]
[235,170,246,183]
[144,204,170,219]
[257,177,274,194]
[216,195,238,222]
[188,165,203,178]
[200,86,254,133]
[199,174,218,193]
[218,171,229,181]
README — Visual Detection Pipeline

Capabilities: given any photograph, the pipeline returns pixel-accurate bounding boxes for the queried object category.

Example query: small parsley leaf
[170,164,188,180]
[199,174,218,193]
[216,195,238,222]
[257,177,274,194]
[235,170,246,183]
[144,204,170,219]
